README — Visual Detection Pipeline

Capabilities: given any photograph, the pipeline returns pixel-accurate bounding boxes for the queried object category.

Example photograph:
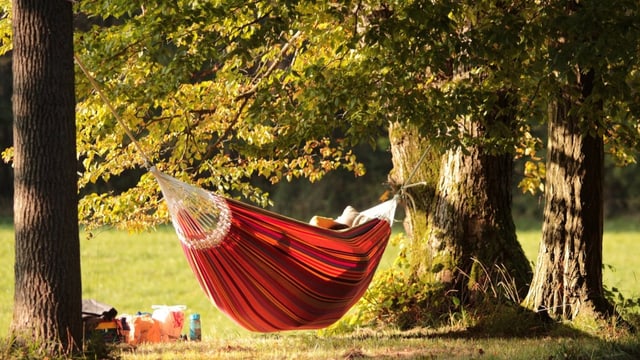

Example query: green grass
[516,223,640,300]
[111,330,640,359]
[1,221,640,359]
[0,224,12,338]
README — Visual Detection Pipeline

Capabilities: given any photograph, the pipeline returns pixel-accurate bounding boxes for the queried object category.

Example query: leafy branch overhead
[73,1,527,229]
[0,1,11,55]
[74,2,371,230]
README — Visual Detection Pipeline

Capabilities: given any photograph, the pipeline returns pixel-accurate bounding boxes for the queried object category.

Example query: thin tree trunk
[524,71,612,320]
[11,0,81,352]
[388,121,438,271]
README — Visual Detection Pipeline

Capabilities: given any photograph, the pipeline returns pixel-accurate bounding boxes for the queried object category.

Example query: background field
[1,219,639,339]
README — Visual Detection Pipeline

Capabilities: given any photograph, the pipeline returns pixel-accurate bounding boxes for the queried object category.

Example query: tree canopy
[2,1,637,230]
[74,1,388,229]
[69,1,508,228]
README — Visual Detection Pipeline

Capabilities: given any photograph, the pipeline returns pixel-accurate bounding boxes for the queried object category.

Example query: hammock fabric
[151,167,396,332]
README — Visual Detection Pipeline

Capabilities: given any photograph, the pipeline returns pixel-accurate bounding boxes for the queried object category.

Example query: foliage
[516,0,640,195]
[1,0,636,230]
[342,268,454,331]
[330,233,450,331]
[516,131,545,195]
[605,285,640,321]
[0,0,11,55]
[70,0,586,230]
[72,0,401,230]
[359,1,542,150]
[331,233,527,332]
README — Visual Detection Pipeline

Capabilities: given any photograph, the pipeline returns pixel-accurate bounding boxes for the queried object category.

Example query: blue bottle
[189,313,201,341]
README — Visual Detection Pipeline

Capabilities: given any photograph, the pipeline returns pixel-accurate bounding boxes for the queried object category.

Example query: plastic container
[151,305,186,342]
[189,313,201,341]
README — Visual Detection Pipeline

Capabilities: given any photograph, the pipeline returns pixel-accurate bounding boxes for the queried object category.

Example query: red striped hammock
[151,167,396,332]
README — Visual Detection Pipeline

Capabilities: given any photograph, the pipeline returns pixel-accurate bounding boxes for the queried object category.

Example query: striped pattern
[181,198,392,332]
[151,168,393,332]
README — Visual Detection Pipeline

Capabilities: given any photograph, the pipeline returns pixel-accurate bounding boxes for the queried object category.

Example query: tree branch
[205,31,302,158]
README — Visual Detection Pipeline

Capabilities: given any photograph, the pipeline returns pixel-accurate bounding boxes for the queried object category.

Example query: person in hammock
[309,205,371,230]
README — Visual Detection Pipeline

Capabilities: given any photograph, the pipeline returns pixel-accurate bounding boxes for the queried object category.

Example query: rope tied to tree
[397,145,430,197]
[74,54,154,169]
[386,144,432,221]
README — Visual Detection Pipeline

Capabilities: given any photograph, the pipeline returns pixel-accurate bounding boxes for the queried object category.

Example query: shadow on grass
[4,305,637,359]
[338,307,640,360]
[45,310,638,360]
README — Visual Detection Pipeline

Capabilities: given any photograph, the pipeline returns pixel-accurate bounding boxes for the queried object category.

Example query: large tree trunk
[389,114,531,304]
[524,71,612,320]
[426,121,531,302]
[11,0,82,352]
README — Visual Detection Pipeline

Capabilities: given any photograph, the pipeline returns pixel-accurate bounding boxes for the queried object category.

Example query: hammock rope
[74,54,153,169]
[75,53,430,331]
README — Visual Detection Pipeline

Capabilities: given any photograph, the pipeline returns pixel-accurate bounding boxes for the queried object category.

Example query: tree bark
[389,111,531,304]
[426,121,531,302]
[524,70,612,320]
[388,121,438,273]
[12,0,82,352]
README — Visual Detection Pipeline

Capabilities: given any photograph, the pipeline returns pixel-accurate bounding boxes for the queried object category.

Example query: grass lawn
[109,329,640,359]
[1,220,639,359]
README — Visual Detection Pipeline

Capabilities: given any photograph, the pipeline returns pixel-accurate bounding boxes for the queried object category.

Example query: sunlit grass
[0,224,13,338]
[0,224,403,340]
[80,226,254,340]
[112,328,640,360]
[2,223,640,335]
[517,221,640,300]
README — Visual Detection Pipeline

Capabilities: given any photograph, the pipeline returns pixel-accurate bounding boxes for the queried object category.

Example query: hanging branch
[205,31,302,158]
[76,30,302,168]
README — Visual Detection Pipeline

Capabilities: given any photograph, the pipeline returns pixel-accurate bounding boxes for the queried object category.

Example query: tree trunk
[389,112,531,303]
[524,71,612,320]
[11,0,82,352]
[426,121,531,302]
